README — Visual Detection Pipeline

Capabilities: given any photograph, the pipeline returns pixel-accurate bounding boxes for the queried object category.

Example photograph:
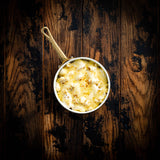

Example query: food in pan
[55,59,108,112]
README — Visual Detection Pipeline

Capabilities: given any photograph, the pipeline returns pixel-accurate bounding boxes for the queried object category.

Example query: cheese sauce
[56,59,108,112]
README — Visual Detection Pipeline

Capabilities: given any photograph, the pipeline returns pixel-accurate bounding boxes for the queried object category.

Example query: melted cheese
[56,59,108,112]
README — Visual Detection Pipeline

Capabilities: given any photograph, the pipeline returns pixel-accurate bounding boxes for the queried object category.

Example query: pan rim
[53,57,111,114]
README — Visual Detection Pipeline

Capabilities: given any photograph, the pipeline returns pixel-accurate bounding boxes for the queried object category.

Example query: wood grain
[82,0,120,159]
[42,0,83,159]
[0,2,5,159]
[3,0,43,159]
[0,0,160,160]
[120,0,160,159]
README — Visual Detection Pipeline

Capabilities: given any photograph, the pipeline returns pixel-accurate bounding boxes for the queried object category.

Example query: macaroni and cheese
[56,59,108,112]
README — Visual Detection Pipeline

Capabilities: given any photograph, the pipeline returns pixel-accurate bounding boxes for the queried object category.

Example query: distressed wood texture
[82,0,120,159]
[1,0,43,160]
[42,0,83,159]
[0,2,5,159]
[0,0,160,160]
[120,0,160,159]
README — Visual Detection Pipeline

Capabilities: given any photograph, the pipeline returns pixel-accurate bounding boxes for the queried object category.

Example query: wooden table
[0,0,160,159]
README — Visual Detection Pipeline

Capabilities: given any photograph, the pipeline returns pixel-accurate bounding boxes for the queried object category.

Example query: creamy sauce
[56,59,108,112]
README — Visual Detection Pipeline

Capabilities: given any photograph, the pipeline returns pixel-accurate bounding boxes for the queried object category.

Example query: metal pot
[41,27,110,114]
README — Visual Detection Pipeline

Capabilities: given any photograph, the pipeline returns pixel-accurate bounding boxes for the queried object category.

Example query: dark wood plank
[0,2,6,159]
[120,0,160,159]
[0,48,4,159]
[0,0,159,159]
[42,0,83,159]
[3,0,43,159]
[82,0,121,159]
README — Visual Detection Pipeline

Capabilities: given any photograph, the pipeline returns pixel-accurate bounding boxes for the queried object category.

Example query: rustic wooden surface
[0,0,160,160]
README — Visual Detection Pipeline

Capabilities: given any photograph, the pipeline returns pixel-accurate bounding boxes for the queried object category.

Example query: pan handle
[41,26,68,63]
